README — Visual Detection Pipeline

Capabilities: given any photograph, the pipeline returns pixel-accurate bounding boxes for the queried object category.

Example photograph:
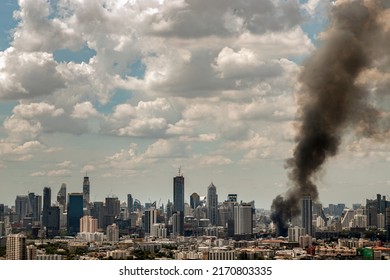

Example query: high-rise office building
[127,194,133,213]
[67,193,83,235]
[144,208,157,234]
[301,195,313,236]
[6,233,27,260]
[227,194,237,203]
[42,187,51,227]
[34,195,42,222]
[57,183,67,212]
[173,171,184,213]
[172,212,182,236]
[27,192,41,223]
[0,204,4,222]
[190,193,200,209]
[46,206,60,237]
[207,183,218,225]
[133,199,142,212]
[28,192,42,222]
[173,170,184,235]
[91,202,105,230]
[27,192,35,217]
[103,197,120,228]
[233,202,253,235]
[386,207,390,242]
[83,175,90,209]
[15,195,29,223]
[0,221,5,237]
[43,187,51,209]
[166,199,173,221]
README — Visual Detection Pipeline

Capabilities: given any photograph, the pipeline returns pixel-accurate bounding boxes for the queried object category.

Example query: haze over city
[1,0,390,211]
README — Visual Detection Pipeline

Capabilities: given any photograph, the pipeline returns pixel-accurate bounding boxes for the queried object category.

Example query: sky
[0,0,389,209]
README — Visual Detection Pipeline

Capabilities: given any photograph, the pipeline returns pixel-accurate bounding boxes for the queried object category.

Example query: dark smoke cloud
[271,0,390,236]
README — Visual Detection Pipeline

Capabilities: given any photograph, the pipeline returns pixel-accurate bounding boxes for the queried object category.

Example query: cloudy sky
[0,0,389,208]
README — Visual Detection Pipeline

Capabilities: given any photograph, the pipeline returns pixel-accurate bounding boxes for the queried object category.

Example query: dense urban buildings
[1,172,390,260]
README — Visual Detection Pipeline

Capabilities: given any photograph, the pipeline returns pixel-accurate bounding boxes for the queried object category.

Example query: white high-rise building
[6,233,27,260]
[144,208,157,234]
[288,226,305,243]
[377,213,385,229]
[351,214,367,228]
[106,223,119,242]
[151,223,167,238]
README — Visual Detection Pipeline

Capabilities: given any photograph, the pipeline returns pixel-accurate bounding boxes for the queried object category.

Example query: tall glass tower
[57,183,67,212]
[173,169,184,235]
[127,194,133,213]
[207,183,218,225]
[67,193,83,235]
[42,187,51,227]
[83,175,90,209]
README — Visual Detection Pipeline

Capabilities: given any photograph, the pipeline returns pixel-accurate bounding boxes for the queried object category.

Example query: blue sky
[0,0,389,209]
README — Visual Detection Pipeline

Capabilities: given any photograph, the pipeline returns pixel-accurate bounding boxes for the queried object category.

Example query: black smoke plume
[271,0,390,236]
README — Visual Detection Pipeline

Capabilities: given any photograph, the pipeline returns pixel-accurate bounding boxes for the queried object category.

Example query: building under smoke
[271,0,390,236]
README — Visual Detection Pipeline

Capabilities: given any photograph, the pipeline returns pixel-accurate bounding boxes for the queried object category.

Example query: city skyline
[1,0,390,210]
[0,172,387,212]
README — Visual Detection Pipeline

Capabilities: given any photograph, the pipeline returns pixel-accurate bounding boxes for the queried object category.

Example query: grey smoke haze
[271,0,390,236]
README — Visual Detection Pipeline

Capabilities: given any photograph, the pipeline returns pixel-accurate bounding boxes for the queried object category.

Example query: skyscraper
[90,202,105,230]
[83,175,90,209]
[234,202,253,235]
[46,206,60,237]
[207,183,218,225]
[173,169,184,235]
[106,223,119,242]
[67,193,83,235]
[127,194,133,213]
[133,199,142,212]
[42,187,51,227]
[15,195,29,223]
[0,204,4,222]
[6,233,27,260]
[301,195,313,236]
[32,195,42,222]
[43,187,51,210]
[28,192,35,217]
[144,208,157,234]
[57,183,67,212]
[190,192,200,209]
[103,197,120,228]
[227,194,237,203]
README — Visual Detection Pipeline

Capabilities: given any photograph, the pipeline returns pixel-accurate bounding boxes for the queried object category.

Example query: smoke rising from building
[271,0,390,236]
